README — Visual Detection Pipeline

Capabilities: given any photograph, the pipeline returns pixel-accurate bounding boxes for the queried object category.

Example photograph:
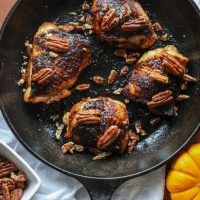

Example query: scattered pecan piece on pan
[62,142,74,154]
[75,84,90,91]
[154,22,163,32]
[108,70,117,85]
[93,76,104,85]
[120,66,129,76]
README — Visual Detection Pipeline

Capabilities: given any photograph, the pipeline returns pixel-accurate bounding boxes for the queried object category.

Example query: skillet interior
[0,0,200,179]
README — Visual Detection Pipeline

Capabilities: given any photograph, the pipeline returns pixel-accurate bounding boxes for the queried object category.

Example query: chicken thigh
[123,45,189,115]
[64,97,130,154]
[91,0,157,49]
[24,22,92,104]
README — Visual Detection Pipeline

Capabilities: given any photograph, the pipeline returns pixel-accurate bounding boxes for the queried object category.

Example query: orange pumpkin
[166,143,200,200]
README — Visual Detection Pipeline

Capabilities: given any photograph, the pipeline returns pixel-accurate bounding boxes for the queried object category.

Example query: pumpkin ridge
[172,169,200,181]
[171,186,200,200]
[188,152,200,172]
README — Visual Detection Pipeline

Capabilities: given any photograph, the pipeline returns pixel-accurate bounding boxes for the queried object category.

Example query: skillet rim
[0,0,200,180]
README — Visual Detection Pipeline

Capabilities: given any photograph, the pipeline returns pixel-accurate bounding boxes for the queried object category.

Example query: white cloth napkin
[0,111,165,200]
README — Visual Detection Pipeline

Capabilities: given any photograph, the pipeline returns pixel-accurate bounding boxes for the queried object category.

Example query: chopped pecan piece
[58,24,76,33]
[125,57,137,64]
[89,147,102,155]
[32,68,54,85]
[120,3,132,19]
[183,74,197,82]
[45,35,69,53]
[108,70,117,85]
[97,125,121,150]
[101,3,109,12]
[162,53,185,76]
[147,90,173,108]
[154,22,163,32]
[101,9,119,32]
[128,140,137,154]
[62,142,74,154]
[176,94,190,102]
[161,33,169,41]
[150,117,161,126]
[92,152,112,160]
[93,76,104,85]
[121,17,147,31]
[120,66,129,76]
[75,84,90,91]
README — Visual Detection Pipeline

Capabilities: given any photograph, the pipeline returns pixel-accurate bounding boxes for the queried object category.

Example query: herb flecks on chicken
[123,45,190,115]
[91,0,157,49]
[63,97,131,154]
[24,22,92,104]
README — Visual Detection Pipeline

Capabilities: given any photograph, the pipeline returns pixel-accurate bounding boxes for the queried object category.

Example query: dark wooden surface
[0,1,199,200]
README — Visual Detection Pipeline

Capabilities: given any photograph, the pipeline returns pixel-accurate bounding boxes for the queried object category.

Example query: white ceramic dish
[0,140,41,200]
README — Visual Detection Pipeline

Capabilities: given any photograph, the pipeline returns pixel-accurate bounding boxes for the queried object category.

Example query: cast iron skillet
[0,0,200,199]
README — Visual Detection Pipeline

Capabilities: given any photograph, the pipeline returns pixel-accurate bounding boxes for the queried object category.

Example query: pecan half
[78,109,101,116]
[97,125,121,150]
[2,184,10,200]
[149,71,169,84]
[76,108,101,125]
[45,35,69,53]
[101,9,119,32]
[162,53,185,76]
[0,163,17,178]
[13,172,26,183]
[10,189,23,200]
[147,90,173,108]
[77,115,100,125]
[32,68,54,85]
[0,178,16,194]
[121,17,147,31]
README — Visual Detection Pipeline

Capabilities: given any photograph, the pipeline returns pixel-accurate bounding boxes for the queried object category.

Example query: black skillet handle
[77,177,126,200]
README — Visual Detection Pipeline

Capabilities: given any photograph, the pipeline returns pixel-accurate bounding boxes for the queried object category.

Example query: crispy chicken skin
[24,23,92,104]
[64,97,130,154]
[91,0,157,49]
[123,45,189,115]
